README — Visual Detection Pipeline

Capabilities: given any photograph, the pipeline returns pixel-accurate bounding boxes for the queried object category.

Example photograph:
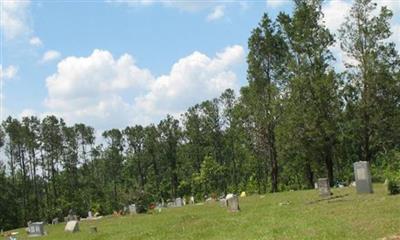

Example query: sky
[1,0,399,131]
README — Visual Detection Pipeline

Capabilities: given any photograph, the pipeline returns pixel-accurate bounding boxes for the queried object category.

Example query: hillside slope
[6,184,400,240]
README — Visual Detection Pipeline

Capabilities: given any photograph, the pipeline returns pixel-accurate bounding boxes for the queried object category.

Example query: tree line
[1,0,399,230]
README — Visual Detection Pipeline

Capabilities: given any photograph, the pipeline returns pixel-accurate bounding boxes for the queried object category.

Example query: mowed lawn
[8,184,400,240]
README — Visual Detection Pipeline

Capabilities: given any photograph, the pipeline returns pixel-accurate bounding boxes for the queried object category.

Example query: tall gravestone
[28,222,45,237]
[226,194,240,212]
[318,178,331,197]
[354,161,373,194]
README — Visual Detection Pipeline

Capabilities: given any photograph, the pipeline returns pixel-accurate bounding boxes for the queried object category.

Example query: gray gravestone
[88,211,93,218]
[175,197,183,207]
[226,194,240,212]
[128,204,137,214]
[318,178,331,197]
[51,217,58,225]
[28,222,45,236]
[219,198,227,207]
[354,161,373,194]
[65,220,79,233]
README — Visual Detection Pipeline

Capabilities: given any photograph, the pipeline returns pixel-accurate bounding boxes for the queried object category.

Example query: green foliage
[131,191,154,214]
[199,156,225,195]
[387,179,400,195]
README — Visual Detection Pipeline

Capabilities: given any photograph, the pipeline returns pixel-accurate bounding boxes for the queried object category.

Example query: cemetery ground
[7,184,400,240]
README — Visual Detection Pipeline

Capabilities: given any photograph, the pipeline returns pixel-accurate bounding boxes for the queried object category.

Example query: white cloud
[19,108,37,118]
[134,45,244,119]
[0,65,18,80]
[107,0,211,11]
[207,5,225,21]
[322,0,352,33]
[391,24,400,48]
[44,46,244,129]
[0,0,31,39]
[41,50,61,63]
[29,36,42,46]
[266,0,286,8]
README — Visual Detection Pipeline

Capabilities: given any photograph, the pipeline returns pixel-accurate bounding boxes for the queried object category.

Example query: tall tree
[278,0,339,186]
[242,14,287,192]
[340,0,400,164]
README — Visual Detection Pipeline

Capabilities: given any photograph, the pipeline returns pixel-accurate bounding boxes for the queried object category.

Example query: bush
[132,191,154,213]
[388,178,400,195]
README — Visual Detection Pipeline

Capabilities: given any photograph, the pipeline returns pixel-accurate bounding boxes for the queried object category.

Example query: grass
[6,184,400,240]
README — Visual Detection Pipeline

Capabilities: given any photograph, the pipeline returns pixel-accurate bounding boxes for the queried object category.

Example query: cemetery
[2,183,400,240]
[1,0,400,239]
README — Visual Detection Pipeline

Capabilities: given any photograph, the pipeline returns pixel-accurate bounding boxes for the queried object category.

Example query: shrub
[388,178,400,195]
[132,191,154,213]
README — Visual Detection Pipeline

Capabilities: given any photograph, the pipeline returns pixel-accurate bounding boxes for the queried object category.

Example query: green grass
[7,184,400,240]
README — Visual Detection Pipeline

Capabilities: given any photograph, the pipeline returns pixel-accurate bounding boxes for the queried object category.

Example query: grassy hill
[5,184,400,240]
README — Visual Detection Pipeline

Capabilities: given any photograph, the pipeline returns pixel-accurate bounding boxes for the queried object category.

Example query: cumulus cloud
[207,5,225,21]
[322,0,351,33]
[29,36,42,46]
[19,108,37,118]
[41,50,61,63]
[0,65,18,80]
[0,0,31,39]
[44,46,244,128]
[107,0,211,12]
[134,45,244,118]
[266,0,286,8]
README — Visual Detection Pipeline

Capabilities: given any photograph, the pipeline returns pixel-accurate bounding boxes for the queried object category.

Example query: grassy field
[6,184,400,240]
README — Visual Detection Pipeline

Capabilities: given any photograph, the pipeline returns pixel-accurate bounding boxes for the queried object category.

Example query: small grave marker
[128,204,137,214]
[175,197,183,207]
[65,220,79,233]
[28,222,45,237]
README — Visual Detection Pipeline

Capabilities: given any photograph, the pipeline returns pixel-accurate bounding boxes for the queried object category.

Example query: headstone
[189,196,195,204]
[64,220,79,233]
[384,178,389,185]
[175,197,183,207]
[51,217,58,225]
[318,178,331,197]
[88,211,93,218]
[226,194,240,212]
[219,198,227,207]
[28,222,45,236]
[314,182,318,189]
[128,204,137,214]
[354,161,373,194]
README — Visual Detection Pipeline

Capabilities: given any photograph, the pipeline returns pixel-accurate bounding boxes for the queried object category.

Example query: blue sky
[1,0,399,130]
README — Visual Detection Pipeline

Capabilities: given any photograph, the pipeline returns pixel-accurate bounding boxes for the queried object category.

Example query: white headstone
[128,204,137,214]
[64,220,79,233]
